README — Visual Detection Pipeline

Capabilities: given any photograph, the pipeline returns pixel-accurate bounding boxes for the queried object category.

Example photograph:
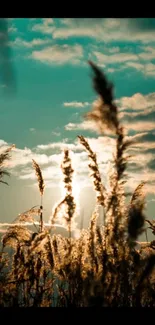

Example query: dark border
[0,307,155,321]
[0,3,154,18]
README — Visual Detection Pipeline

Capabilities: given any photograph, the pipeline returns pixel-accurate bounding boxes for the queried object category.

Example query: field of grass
[0,61,155,307]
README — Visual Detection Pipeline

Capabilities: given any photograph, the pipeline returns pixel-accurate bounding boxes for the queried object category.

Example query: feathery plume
[32,159,45,232]
[51,149,76,233]
[85,61,119,134]
[32,159,45,196]
[78,135,105,207]
[0,144,15,185]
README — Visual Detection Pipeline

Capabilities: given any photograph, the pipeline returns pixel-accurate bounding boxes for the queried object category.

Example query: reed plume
[78,135,106,208]
[51,149,76,236]
[85,61,119,134]
[32,159,45,232]
[32,159,45,196]
[0,144,15,185]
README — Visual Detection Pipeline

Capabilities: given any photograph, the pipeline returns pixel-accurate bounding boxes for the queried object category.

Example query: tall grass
[0,62,155,307]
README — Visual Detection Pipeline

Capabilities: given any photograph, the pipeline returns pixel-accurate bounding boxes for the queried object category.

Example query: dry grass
[0,62,155,307]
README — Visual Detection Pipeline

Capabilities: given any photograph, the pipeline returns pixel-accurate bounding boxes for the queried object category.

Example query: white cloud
[93,51,138,65]
[108,46,120,53]
[144,63,155,76]
[50,19,155,43]
[125,121,155,133]
[124,61,155,76]
[63,101,89,108]
[65,119,155,135]
[91,47,155,75]
[1,129,155,201]
[118,92,155,110]
[30,128,36,132]
[53,26,98,40]
[31,18,54,34]
[65,121,99,133]
[64,92,155,137]
[127,170,155,194]
[37,141,82,151]
[10,37,51,48]
[125,61,144,71]
[139,46,155,61]
[4,147,62,169]
[31,44,83,65]
[131,141,155,151]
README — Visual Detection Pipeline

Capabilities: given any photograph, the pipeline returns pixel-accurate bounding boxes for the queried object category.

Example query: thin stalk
[40,195,43,233]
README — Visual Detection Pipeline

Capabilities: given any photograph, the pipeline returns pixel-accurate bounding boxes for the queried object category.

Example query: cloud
[125,61,144,71]
[108,47,120,53]
[30,128,36,132]
[124,60,155,76]
[87,44,155,75]
[117,93,155,133]
[93,51,138,65]
[31,44,83,65]
[1,130,155,200]
[10,37,51,48]
[118,92,155,110]
[144,63,155,76]
[31,18,54,34]
[50,19,155,43]
[64,92,155,138]
[37,141,82,151]
[91,46,155,75]
[65,121,99,133]
[8,26,17,33]
[65,119,155,135]
[28,18,155,71]
[138,46,155,61]
[124,121,155,133]
[63,101,89,108]
[4,147,62,170]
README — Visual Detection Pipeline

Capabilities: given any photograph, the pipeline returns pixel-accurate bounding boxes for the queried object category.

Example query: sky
[0,18,155,239]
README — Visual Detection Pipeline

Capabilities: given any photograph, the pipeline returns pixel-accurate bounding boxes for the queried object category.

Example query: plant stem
[40,195,43,233]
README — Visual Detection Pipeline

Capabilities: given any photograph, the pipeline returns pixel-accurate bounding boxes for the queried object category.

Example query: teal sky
[0,18,155,240]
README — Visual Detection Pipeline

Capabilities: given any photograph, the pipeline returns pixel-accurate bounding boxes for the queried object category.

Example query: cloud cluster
[9,18,155,73]
[31,18,155,44]
[10,37,52,48]
[0,130,155,197]
[31,44,83,65]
